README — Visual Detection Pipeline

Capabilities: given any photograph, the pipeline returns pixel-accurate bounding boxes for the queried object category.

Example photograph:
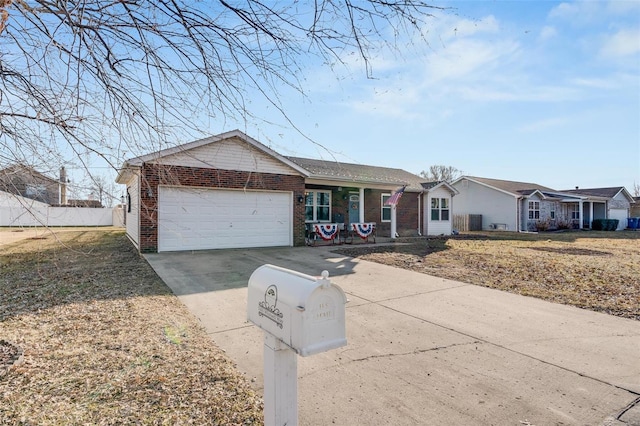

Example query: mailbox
[248,264,347,357]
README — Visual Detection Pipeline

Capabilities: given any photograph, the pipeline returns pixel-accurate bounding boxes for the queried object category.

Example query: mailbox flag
[385,186,406,206]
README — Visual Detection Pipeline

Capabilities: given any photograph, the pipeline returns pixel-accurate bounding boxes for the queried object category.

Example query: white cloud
[548,2,582,20]
[538,26,557,41]
[605,0,640,15]
[446,15,500,40]
[548,0,639,24]
[316,3,638,125]
[548,1,601,21]
[600,28,640,57]
[518,117,569,133]
[422,13,500,46]
[346,85,423,120]
[424,38,520,82]
[569,77,613,89]
[456,84,582,103]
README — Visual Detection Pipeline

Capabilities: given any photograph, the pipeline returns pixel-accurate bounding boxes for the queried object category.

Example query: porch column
[589,202,594,229]
[579,202,584,229]
[358,187,365,223]
[391,205,397,239]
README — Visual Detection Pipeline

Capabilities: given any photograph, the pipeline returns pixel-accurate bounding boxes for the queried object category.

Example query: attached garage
[158,186,293,252]
[608,208,628,231]
[116,130,308,253]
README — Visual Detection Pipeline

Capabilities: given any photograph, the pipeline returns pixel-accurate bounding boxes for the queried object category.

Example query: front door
[348,194,359,224]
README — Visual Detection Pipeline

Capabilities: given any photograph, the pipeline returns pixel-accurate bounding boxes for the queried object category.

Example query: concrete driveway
[145,245,640,425]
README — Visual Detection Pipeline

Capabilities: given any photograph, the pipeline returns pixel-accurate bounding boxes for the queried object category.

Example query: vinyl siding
[153,137,299,175]
[425,187,453,236]
[125,173,140,249]
[610,191,631,210]
[453,178,517,231]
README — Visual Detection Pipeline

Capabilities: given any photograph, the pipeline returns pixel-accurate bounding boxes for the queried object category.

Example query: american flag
[385,185,406,206]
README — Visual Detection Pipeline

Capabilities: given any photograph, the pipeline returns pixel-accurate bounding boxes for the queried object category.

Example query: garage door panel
[158,187,292,252]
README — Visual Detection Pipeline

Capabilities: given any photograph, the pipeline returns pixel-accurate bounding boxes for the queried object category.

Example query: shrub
[535,219,550,231]
[592,219,619,231]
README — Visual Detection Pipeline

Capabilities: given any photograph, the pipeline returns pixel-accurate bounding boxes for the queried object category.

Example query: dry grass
[0,229,262,425]
[335,231,640,321]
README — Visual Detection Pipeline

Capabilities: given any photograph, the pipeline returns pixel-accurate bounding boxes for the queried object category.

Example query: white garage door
[158,186,292,252]
[609,208,628,231]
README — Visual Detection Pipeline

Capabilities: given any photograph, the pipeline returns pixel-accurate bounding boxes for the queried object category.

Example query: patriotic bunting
[314,224,339,241]
[352,222,375,238]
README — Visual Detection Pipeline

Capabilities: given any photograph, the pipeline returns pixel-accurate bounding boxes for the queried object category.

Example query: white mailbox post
[248,264,347,425]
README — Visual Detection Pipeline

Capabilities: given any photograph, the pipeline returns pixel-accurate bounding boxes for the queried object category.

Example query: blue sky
[208,0,639,193]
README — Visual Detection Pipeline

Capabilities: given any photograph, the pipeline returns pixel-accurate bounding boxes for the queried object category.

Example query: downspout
[516,196,522,232]
[417,191,423,236]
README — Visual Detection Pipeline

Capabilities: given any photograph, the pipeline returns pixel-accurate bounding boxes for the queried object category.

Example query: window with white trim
[571,204,580,220]
[305,190,331,222]
[381,193,391,222]
[528,201,540,219]
[549,204,555,219]
[430,197,450,221]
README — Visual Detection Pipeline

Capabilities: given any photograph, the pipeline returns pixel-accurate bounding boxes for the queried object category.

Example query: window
[430,197,450,221]
[305,190,331,222]
[571,204,580,220]
[528,201,540,219]
[381,194,391,222]
[550,204,555,219]
[25,184,46,198]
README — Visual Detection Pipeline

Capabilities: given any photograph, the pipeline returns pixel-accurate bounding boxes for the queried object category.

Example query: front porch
[303,184,422,240]
[561,200,607,229]
[524,199,609,231]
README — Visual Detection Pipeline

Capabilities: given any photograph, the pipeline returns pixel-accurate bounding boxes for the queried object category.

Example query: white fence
[0,191,123,227]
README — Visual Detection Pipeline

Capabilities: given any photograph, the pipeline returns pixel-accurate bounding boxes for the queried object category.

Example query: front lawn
[0,229,262,424]
[335,231,640,320]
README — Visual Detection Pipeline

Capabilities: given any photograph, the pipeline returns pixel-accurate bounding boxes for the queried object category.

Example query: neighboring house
[116,130,457,253]
[632,197,640,218]
[0,164,62,205]
[559,187,635,230]
[452,176,635,232]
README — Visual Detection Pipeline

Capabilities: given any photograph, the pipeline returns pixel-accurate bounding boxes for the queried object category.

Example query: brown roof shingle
[465,176,556,195]
[286,157,424,191]
[560,187,626,199]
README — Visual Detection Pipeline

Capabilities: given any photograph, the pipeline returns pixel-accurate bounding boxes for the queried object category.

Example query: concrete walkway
[145,245,640,425]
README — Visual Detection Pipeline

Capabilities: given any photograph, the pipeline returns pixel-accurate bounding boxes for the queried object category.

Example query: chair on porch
[306,223,342,246]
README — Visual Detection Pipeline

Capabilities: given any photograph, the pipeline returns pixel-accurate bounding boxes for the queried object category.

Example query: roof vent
[575,186,579,190]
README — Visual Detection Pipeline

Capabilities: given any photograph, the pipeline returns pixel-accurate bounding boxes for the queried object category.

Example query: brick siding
[139,163,306,253]
[366,189,419,237]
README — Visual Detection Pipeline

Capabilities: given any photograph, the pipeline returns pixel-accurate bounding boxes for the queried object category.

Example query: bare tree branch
[1,0,445,179]
[420,165,462,182]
